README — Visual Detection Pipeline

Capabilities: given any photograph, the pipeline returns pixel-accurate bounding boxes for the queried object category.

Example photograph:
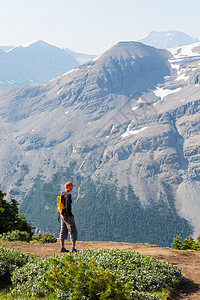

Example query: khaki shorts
[59,213,77,241]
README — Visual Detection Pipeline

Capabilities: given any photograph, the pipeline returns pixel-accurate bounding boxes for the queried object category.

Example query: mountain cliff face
[0,41,200,246]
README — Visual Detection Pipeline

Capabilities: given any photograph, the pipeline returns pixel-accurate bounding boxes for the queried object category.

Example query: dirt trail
[1,241,200,299]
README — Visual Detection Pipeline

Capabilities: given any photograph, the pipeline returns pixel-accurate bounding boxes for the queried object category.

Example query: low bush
[9,249,181,299]
[11,257,49,298]
[42,254,132,299]
[0,230,31,242]
[0,247,34,282]
[0,231,57,244]
[32,232,57,243]
[74,250,181,293]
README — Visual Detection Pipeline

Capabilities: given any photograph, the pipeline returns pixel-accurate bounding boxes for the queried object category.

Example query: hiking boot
[72,248,78,253]
[60,247,69,253]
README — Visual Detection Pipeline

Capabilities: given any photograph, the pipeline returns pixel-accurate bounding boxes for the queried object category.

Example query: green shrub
[43,254,132,299]
[0,231,57,244]
[0,247,33,282]
[171,234,182,250]
[32,232,57,243]
[74,250,181,293]
[0,230,31,242]
[10,249,181,299]
[171,234,200,251]
[11,257,49,298]
[182,236,197,250]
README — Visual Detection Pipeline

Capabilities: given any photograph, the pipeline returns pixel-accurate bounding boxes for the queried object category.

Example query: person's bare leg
[72,240,77,252]
[60,239,69,252]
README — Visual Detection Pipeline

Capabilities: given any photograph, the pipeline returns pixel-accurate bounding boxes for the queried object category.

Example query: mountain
[64,48,96,64]
[139,30,200,49]
[0,40,79,87]
[0,46,12,52]
[1,41,200,246]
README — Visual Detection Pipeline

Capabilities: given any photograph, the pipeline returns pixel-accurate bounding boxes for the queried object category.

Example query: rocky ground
[1,241,200,299]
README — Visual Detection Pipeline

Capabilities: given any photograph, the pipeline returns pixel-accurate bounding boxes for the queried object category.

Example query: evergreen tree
[0,189,33,235]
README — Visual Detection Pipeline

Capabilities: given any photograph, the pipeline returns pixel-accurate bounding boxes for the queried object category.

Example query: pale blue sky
[0,0,199,54]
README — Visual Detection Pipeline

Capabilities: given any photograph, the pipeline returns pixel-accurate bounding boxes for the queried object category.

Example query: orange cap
[65,181,74,190]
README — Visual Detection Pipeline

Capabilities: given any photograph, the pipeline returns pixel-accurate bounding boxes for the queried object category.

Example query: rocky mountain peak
[94,41,170,63]
[0,40,79,87]
[139,30,200,49]
[54,41,171,98]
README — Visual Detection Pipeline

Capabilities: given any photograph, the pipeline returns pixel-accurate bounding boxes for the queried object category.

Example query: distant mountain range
[0,40,95,87]
[0,31,199,87]
[64,48,96,64]
[139,30,200,49]
[1,38,200,246]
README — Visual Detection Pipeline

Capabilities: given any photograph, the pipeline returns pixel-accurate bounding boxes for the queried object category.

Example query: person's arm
[61,193,67,215]
[67,194,74,217]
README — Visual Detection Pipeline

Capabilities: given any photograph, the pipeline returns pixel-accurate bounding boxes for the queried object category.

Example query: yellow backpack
[57,195,65,214]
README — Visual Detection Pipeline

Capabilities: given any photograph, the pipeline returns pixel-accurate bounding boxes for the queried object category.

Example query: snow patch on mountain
[122,124,149,138]
[169,42,200,58]
[17,40,40,48]
[110,125,115,133]
[154,87,182,102]
[57,87,64,95]
[175,72,189,82]
[132,106,139,111]
[92,53,104,62]
[172,67,188,81]
[62,68,79,76]
[170,61,180,71]
[7,40,44,52]
[168,59,190,81]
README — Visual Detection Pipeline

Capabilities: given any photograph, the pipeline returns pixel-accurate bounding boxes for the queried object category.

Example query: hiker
[59,181,78,253]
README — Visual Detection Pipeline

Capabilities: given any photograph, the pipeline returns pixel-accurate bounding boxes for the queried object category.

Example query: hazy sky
[0,0,199,54]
